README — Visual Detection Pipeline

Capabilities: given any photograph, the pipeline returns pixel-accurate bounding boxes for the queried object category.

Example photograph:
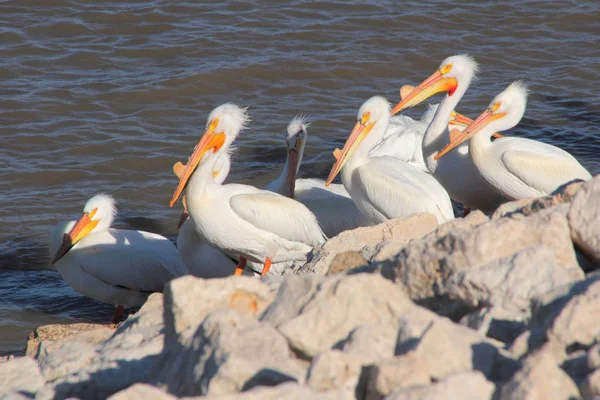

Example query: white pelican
[49,194,187,323]
[390,55,509,214]
[266,116,370,237]
[325,96,454,225]
[175,154,240,278]
[170,103,327,276]
[434,81,592,199]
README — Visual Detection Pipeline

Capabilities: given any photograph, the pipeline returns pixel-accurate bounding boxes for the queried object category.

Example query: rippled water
[1,0,599,355]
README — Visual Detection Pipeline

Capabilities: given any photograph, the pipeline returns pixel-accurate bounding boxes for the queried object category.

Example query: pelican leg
[261,257,272,276]
[112,305,124,325]
[463,207,471,217]
[234,257,247,276]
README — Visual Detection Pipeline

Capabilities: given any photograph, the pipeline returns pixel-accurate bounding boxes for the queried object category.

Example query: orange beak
[391,70,458,116]
[51,209,99,265]
[169,119,226,208]
[435,109,506,160]
[450,112,504,139]
[325,118,374,187]
[284,149,299,199]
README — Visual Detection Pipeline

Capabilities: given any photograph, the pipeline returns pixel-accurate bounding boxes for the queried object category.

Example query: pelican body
[266,116,370,237]
[326,96,454,225]
[435,82,592,199]
[390,55,508,214]
[49,194,187,322]
[170,104,327,276]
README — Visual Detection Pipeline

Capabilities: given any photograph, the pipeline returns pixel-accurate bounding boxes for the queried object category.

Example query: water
[1,0,599,355]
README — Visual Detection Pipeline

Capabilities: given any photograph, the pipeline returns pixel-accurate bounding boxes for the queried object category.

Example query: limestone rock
[290,213,438,276]
[158,309,306,397]
[460,307,527,344]
[580,368,600,400]
[379,209,582,317]
[261,273,414,358]
[588,344,600,371]
[164,275,273,346]
[397,318,500,380]
[327,251,368,275]
[108,383,176,400]
[199,381,352,400]
[499,346,580,400]
[0,357,45,397]
[25,322,112,358]
[306,350,371,393]
[340,324,399,362]
[365,353,430,400]
[569,175,600,264]
[384,371,495,400]
[492,180,584,219]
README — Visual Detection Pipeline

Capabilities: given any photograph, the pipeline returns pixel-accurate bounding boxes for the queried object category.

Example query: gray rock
[290,213,438,276]
[378,209,582,318]
[397,318,500,380]
[492,180,584,219]
[25,322,112,359]
[365,353,430,400]
[340,324,399,363]
[460,307,527,344]
[580,368,600,400]
[261,273,414,358]
[158,309,306,397]
[0,357,45,397]
[588,344,600,371]
[561,350,592,385]
[0,392,33,400]
[164,275,273,346]
[569,175,600,264]
[108,383,176,400]
[499,346,580,400]
[306,350,372,393]
[198,381,352,400]
[384,371,495,400]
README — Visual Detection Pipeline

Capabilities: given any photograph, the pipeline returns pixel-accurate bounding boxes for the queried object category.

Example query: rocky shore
[1,176,599,400]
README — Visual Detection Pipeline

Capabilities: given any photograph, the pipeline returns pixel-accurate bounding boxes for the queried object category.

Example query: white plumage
[435,81,592,200]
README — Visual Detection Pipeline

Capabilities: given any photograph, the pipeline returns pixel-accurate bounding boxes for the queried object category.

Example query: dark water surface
[1,0,599,355]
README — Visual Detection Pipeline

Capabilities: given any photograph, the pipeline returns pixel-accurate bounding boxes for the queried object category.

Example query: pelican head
[170,103,249,207]
[391,54,478,116]
[326,96,390,186]
[435,81,528,160]
[50,194,116,265]
[281,116,309,198]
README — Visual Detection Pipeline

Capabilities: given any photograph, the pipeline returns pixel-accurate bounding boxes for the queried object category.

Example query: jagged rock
[0,357,45,397]
[580,368,600,400]
[38,293,165,399]
[561,350,591,385]
[460,307,526,344]
[158,309,306,397]
[306,350,371,393]
[364,352,430,400]
[340,324,398,362]
[200,381,352,400]
[499,346,580,400]
[588,344,600,371]
[0,392,33,400]
[378,209,582,318]
[384,371,495,400]
[25,322,112,358]
[327,251,368,275]
[260,273,414,358]
[397,318,500,380]
[108,383,176,400]
[569,175,600,264]
[164,276,273,346]
[289,213,438,276]
[492,180,584,219]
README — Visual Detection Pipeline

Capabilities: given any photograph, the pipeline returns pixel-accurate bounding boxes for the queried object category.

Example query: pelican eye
[360,111,371,125]
[88,208,98,219]
[491,102,501,113]
[440,64,453,74]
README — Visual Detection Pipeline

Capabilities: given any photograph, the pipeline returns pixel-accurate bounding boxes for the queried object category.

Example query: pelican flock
[45,54,593,323]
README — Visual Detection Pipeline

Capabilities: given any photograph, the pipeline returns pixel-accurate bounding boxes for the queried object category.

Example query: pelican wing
[230,192,327,246]
[354,157,453,223]
[502,148,591,194]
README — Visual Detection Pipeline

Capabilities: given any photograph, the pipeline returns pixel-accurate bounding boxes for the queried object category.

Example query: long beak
[325,121,374,186]
[177,195,189,228]
[50,212,99,265]
[284,149,299,199]
[169,122,226,207]
[434,110,506,160]
[391,71,458,116]
[450,112,504,139]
